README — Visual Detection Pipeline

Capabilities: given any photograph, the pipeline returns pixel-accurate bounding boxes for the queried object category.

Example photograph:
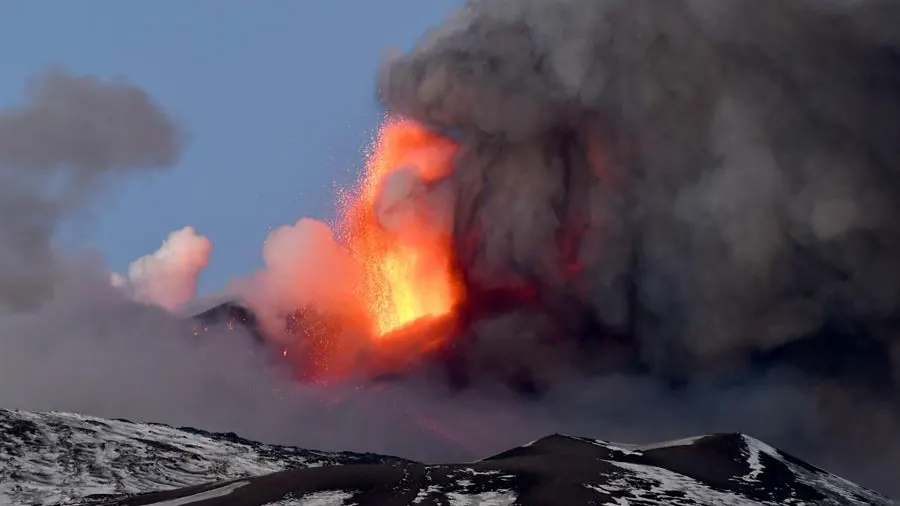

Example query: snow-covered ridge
[0,410,893,506]
[0,409,404,506]
[484,433,893,506]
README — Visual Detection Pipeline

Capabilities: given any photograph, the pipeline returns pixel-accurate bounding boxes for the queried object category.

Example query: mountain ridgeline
[0,409,890,505]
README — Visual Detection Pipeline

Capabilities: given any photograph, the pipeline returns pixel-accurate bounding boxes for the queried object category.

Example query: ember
[338,118,462,339]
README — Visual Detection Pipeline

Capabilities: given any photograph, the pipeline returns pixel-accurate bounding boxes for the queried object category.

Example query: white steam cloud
[228,218,362,340]
[117,226,212,311]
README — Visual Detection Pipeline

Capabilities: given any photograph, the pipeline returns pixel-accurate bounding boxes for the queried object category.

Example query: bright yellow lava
[338,118,460,336]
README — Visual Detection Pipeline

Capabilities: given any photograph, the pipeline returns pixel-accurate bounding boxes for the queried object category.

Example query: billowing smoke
[375,166,455,244]
[118,226,212,311]
[230,218,363,343]
[373,0,900,492]
[379,0,900,380]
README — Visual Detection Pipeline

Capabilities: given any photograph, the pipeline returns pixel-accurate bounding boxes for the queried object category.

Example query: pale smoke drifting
[0,69,298,451]
[0,68,183,313]
[231,218,362,339]
[123,226,212,311]
[0,68,192,423]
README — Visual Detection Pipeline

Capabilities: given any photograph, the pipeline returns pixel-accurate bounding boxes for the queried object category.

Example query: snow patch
[144,480,248,506]
[630,435,707,451]
[599,461,764,505]
[589,435,707,455]
[741,435,890,505]
[739,435,765,483]
[520,438,540,448]
[412,484,441,504]
[268,490,355,506]
[446,490,517,506]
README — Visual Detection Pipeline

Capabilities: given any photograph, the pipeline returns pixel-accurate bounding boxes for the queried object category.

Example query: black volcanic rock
[0,410,890,506]
[189,300,267,346]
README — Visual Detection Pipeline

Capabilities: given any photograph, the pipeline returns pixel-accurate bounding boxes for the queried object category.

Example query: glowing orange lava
[338,117,461,338]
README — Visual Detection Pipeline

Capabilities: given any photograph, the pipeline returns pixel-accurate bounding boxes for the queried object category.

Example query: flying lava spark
[337,117,462,339]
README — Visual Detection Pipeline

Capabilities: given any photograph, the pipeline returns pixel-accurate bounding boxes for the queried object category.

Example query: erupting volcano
[338,118,461,338]
[242,0,900,416]
[268,118,469,383]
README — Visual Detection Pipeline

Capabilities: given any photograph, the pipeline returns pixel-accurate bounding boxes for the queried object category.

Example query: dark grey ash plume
[379,0,900,378]
[377,0,900,494]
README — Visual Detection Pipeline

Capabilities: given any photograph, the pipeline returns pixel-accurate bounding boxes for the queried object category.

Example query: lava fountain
[333,117,463,373]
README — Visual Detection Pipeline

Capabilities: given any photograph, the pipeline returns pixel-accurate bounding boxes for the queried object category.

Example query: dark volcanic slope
[0,410,408,505]
[3,409,888,505]
[104,436,894,506]
[39,421,886,506]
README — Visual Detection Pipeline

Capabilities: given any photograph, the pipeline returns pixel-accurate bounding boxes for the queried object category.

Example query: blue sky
[0,1,458,294]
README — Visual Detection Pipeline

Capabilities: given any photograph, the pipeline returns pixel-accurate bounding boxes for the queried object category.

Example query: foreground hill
[0,410,406,505]
[0,410,891,505]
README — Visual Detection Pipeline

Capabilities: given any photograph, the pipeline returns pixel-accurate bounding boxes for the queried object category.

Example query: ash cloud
[377,0,900,494]
[377,0,900,383]
[379,0,900,373]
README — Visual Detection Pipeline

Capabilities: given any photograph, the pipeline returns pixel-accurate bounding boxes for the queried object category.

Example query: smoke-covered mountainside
[0,410,890,506]
[189,299,895,394]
